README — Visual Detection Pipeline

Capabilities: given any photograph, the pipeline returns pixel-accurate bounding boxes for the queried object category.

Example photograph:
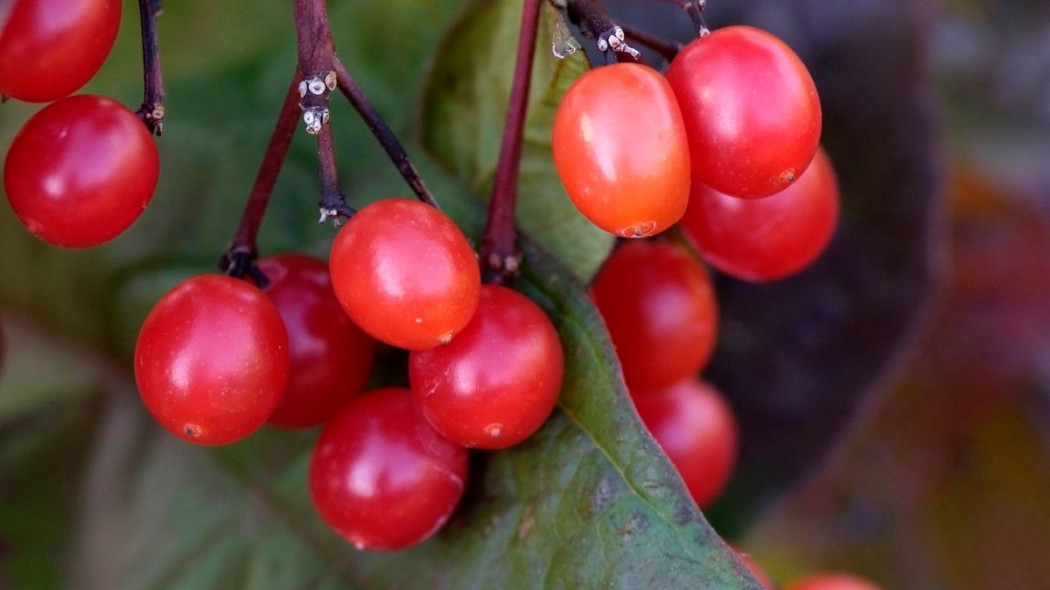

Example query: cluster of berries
[554,25,838,282]
[549,25,841,517]
[136,198,565,551]
[0,4,856,574]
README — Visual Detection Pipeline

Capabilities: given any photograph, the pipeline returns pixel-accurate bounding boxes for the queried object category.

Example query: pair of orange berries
[554,25,839,283]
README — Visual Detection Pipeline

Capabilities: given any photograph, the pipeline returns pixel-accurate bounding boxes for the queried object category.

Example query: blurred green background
[1,0,1049,588]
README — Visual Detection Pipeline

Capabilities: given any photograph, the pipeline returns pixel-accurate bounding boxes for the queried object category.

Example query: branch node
[318,202,355,225]
[219,245,270,288]
[683,0,710,37]
[137,0,165,136]
[298,71,336,134]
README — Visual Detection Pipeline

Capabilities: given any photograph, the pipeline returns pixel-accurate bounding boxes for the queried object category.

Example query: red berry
[667,26,821,199]
[409,284,564,449]
[135,275,289,446]
[591,241,718,391]
[680,146,839,281]
[631,379,738,509]
[552,62,690,238]
[3,95,160,248]
[309,387,469,551]
[329,199,481,351]
[257,254,376,429]
[0,0,122,102]
[784,573,885,590]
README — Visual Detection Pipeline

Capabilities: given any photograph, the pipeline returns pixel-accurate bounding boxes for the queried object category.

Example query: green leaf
[67,392,356,590]
[420,0,614,280]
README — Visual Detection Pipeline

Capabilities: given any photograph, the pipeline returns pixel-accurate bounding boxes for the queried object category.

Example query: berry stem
[561,0,642,65]
[480,0,542,284]
[136,0,165,135]
[331,57,440,209]
[220,73,302,285]
[315,122,354,220]
[293,0,335,86]
[293,0,351,223]
[619,23,681,61]
[682,0,710,36]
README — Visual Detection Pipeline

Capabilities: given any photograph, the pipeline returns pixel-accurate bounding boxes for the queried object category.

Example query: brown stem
[315,122,354,220]
[293,0,334,77]
[620,23,681,62]
[293,0,351,222]
[331,57,440,209]
[136,0,165,135]
[562,0,641,64]
[682,0,710,36]
[220,73,302,284]
[480,0,542,284]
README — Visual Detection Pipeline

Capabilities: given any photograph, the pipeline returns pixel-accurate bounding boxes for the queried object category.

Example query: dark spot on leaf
[620,513,651,542]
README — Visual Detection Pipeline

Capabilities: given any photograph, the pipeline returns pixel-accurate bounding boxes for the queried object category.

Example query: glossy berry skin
[667,26,821,199]
[552,62,690,238]
[3,95,160,248]
[0,0,122,102]
[309,387,469,551]
[135,275,290,446]
[783,573,885,590]
[591,241,718,392]
[329,199,481,351]
[257,255,376,429]
[410,285,564,449]
[631,379,737,509]
[680,147,839,282]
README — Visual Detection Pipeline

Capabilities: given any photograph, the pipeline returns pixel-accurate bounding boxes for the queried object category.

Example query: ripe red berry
[0,0,122,102]
[552,62,690,238]
[783,573,885,590]
[680,147,839,282]
[631,379,738,509]
[666,26,821,199]
[3,95,160,248]
[329,199,481,351]
[409,284,564,449]
[256,254,376,429]
[135,275,290,446]
[309,387,469,551]
[590,240,718,392]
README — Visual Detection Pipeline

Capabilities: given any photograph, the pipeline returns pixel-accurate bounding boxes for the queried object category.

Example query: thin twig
[220,73,302,284]
[480,0,542,284]
[136,0,165,135]
[682,0,710,36]
[331,57,440,209]
[315,122,354,220]
[620,22,681,62]
[293,0,351,223]
[562,0,641,64]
